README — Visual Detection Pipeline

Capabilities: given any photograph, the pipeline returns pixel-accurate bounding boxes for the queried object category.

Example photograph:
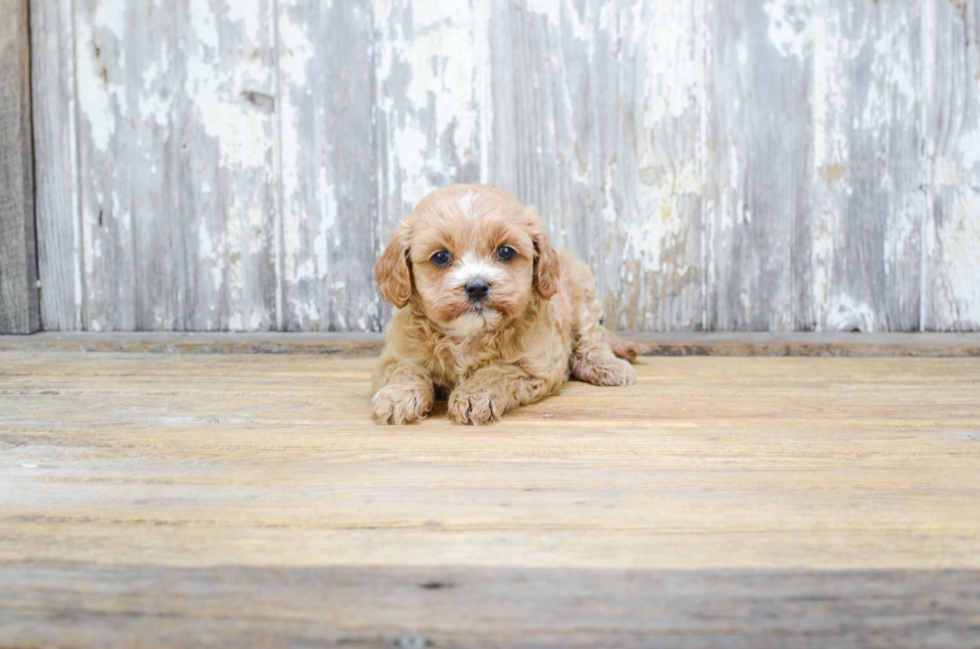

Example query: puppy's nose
[464,278,490,302]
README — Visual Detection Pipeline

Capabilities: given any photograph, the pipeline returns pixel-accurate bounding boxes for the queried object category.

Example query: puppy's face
[376,185,560,335]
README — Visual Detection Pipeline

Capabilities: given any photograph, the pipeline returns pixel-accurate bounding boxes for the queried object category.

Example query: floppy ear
[375,233,413,308]
[532,227,561,299]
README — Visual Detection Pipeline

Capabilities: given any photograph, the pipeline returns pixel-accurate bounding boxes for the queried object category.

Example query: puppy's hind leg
[608,335,649,362]
[562,255,648,387]
[571,334,638,387]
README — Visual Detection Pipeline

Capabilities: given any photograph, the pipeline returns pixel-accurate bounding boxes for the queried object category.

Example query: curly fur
[373,184,648,425]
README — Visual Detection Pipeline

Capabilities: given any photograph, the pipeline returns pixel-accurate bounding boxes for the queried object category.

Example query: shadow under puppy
[373,184,648,425]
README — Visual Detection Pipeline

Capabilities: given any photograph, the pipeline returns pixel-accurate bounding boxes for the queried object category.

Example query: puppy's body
[373,184,646,425]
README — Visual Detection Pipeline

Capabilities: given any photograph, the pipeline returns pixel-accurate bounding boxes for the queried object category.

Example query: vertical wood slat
[0,0,40,334]
[58,0,279,332]
[31,0,81,332]
[488,0,706,332]
[806,0,924,332]
[705,0,810,332]
[177,0,278,331]
[277,0,377,332]
[923,0,980,331]
[72,0,182,331]
[374,0,489,330]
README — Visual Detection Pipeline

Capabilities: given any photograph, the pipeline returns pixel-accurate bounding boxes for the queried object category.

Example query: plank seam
[272,0,285,332]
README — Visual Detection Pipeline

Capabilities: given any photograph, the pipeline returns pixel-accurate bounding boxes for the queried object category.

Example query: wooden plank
[705,0,810,332]
[176,0,278,331]
[24,0,980,335]
[806,0,924,332]
[0,354,978,570]
[30,0,82,331]
[1,332,979,357]
[0,0,39,334]
[71,0,187,331]
[488,0,705,331]
[73,0,139,331]
[0,353,979,645]
[2,563,978,648]
[277,0,378,332]
[922,0,980,331]
[374,0,489,326]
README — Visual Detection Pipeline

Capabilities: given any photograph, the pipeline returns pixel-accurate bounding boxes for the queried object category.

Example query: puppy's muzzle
[464,278,491,303]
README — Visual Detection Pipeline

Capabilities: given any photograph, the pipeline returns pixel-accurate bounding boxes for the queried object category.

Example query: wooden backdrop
[30,0,980,333]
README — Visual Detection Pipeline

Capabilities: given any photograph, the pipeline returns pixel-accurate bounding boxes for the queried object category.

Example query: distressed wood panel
[923,0,980,331]
[374,0,490,328]
[278,0,378,332]
[0,0,39,334]
[72,0,184,331]
[705,0,811,332]
[60,0,278,332]
[489,0,705,331]
[30,0,82,331]
[806,0,924,332]
[177,0,278,331]
[73,0,140,331]
[27,0,980,332]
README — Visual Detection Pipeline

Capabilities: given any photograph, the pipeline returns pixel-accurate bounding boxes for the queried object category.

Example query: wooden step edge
[1,332,978,357]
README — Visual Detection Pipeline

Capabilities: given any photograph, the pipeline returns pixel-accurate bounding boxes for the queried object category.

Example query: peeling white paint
[184,0,271,169]
[76,18,125,153]
[625,160,700,275]
[763,0,811,61]
[36,0,980,333]
[94,0,126,42]
[826,295,876,332]
[376,0,483,211]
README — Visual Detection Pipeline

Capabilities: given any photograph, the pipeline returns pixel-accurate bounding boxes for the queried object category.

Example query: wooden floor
[2,351,979,647]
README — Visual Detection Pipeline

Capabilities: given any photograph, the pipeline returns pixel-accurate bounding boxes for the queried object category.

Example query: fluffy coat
[373,184,646,425]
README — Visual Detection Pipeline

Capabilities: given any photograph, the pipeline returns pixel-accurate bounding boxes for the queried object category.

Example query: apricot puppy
[373,184,647,425]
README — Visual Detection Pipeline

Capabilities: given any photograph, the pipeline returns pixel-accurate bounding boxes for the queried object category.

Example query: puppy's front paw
[373,385,433,425]
[448,390,503,425]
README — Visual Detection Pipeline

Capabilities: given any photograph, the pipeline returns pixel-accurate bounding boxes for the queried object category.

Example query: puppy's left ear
[532,226,561,299]
[376,230,413,308]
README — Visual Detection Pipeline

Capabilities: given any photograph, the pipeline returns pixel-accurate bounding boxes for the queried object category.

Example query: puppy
[372,184,648,425]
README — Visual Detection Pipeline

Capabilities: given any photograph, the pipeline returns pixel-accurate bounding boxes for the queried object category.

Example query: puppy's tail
[602,328,649,362]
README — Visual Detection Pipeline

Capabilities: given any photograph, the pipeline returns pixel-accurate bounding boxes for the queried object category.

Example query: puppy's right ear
[375,233,412,308]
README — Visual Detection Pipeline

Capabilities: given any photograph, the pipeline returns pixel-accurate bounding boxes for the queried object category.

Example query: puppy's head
[376,184,560,336]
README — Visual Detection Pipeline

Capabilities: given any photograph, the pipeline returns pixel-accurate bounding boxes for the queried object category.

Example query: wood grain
[73,0,140,331]
[705,0,808,332]
[177,0,279,332]
[277,0,378,332]
[2,563,978,648]
[0,0,39,334]
[30,0,83,332]
[1,332,979,357]
[26,0,980,333]
[1,352,979,646]
[807,0,925,332]
[922,0,980,331]
[490,0,705,332]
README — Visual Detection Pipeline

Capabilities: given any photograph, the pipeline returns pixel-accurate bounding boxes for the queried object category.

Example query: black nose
[464,278,490,302]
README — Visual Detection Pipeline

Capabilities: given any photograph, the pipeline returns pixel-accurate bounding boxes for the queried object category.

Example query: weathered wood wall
[28,0,980,332]
[0,0,40,334]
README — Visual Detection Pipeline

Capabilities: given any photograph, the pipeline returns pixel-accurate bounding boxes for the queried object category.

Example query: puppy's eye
[497,246,516,261]
[430,251,452,267]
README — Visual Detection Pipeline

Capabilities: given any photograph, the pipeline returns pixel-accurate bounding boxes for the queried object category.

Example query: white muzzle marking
[448,253,505,289]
